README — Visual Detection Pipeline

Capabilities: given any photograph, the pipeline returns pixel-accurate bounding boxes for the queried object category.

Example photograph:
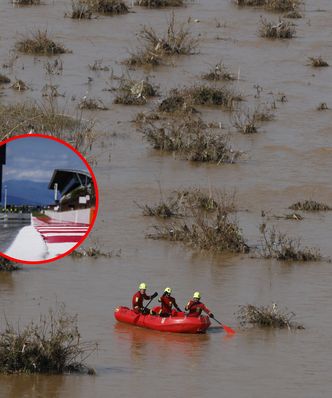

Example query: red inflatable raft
[114,306,211,334]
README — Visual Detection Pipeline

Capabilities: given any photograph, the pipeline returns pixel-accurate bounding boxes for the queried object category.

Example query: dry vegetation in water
[78,0,129,14]
[232,106,274,134]
[259,18,296,39]
[201,61,235,81]
[0,305,96,374]
[135,0,184,7]
[79,97,109,110]
[141,117,242,163]
[237,304,304,330]
[71,247,117,258]
[308,56,329,67]
[0,258,20,272]
[11,0,41,4]
[0,74,11,84]
[234,0,303,15]
[138,188,236,218]
[289,200,331,211]
[66,0,93,19]
[15,30,70,55]
[10,79,29,91]
[0,102,95,154]
[159,86,242,113]
[147,208,249,253]
[114,77,158,105]
[125,13,199,66]
[259,224,323,261]
[317,102,328,111]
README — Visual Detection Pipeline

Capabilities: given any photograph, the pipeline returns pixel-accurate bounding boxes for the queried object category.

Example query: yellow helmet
[164,287,172,294]
[193,291,201,299]
[139,282,147,290]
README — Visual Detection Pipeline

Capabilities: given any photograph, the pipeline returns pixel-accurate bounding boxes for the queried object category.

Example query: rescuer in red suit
[185,291,214,318]
[132,282,158,314]
[158,287,182,317]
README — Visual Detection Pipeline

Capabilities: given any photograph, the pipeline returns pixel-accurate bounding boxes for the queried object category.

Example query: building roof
[48,169,91,196]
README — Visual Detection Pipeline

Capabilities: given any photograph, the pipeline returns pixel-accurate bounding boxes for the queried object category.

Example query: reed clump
[0,258,20,272]
[0,103,95,154]
[135,0,184,7]
[114,78,158,105]
[125,13,198,66]
[237,304,304,329]
[0,305,96,374]
[141,118,241,163]
[259,224,322,261]
[289,200,331,211]
[15,30,70,55]
[0,74,11,84]
[66,0,93,19]
[147,209,249,253]
[201,61,235,81]
[259,18,296,39]
[308,56,329,67]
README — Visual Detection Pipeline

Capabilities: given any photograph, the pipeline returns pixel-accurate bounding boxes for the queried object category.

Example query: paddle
[142,292,157,313]
[212,317,236,335]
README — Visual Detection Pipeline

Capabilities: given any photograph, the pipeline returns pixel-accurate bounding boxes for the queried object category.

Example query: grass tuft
[16,30,70,55]
[259,18,296,39]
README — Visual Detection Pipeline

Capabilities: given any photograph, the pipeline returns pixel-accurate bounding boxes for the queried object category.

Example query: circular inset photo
[0,134,98,264]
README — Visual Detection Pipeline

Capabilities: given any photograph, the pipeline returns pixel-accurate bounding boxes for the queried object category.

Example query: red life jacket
[185,299,211,317]
[132,291,150,313]
[158,294,178,315]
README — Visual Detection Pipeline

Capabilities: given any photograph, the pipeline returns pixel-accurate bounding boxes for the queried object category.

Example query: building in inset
[0,144,6,202]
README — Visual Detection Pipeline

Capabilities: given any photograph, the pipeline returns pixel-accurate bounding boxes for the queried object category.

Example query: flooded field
[0,0,332,397]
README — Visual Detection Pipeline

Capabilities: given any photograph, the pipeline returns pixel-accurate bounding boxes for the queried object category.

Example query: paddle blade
[222,324,236,335]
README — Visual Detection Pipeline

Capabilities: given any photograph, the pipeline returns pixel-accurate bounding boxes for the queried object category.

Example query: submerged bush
[308,56,329,67]
[82,0,129,14]
[148,209,249,253]
[16,30,70,55]
[237,304,304,329]
[125,13,199,66]
[114,77,158,105]
[66,0,93,19]
[11,0,41,4]
[259,224,322,261]
[141,118,241,163]
[0,258,20,272]
[201,61,235,81]
[289,200,331,211]
[71,246,116,258]
[0,305,96,374]
[259,18,296,39]
[235,0,303,14]
[0,74,11,84]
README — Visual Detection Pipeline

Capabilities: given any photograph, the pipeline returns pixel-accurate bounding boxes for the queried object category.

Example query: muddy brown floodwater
[1,0,332,397]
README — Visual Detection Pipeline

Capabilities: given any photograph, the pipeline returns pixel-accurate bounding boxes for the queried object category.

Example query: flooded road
[1,0,332,397]
[0,218,31,252]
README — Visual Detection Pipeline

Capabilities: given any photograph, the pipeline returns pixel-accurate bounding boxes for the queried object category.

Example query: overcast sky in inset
[3,137,89,183]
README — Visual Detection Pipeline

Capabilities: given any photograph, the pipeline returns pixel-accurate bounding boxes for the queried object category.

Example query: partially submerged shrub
[308,56,329,67]
[0,258,20,272]
[232,106,274,134]
[289,200,331,211]
[89,59,110,71]
[0,305,96,374]
[42,84,64,98]
[237,304,304,330]
[84,0,129,14]
[11,0,41,4]
[66,0,93,19]
[201,61,235,81]
[138,201,179,218]
[71,246,117,258]
[135,0,184,7]
[114,77,158,105]
[0,74,11,84]
[259,18,296,39]
[16,30,70,55]
[147,209,249,253]
[141,118,241,163]
[259,224,322,261]
[235,0,303,14]
[317,102,328,111]
[0,102,95,154]
[10,79,28,91]
[79,97,108,110]
[125,13,199,66]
